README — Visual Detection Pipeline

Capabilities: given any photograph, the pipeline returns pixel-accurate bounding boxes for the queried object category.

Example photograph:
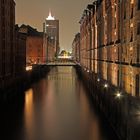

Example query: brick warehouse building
[18,24,47,65]
[74,0,140,97]
[0,0,27,93]
[0,0,16,89]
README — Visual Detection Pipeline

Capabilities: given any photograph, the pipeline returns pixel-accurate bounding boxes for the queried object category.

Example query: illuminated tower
[43,12,59,58]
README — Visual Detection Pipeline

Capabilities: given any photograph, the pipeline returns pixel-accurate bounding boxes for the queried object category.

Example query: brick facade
[18,25,46,65]
[72,33,80,63]
[15,25,26,76]
[26,36,44,64]
[76,0,140,97]
[0,0,15,88]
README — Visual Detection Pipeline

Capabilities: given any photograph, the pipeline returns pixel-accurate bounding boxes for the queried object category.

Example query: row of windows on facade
[129,24,140,42]
[103,22,140,42]
[124,1,140,19]
[90,1,140,21]
[80,45,140,64]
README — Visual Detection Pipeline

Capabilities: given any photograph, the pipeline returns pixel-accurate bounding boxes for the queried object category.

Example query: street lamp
[97,78,100,82]
[104,83,109,88]
[115,91,122,99]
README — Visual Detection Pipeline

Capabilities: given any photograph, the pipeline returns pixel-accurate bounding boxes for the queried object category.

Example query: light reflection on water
[24,89,34,140]
[22,66,117,140]
[0,66,118,140]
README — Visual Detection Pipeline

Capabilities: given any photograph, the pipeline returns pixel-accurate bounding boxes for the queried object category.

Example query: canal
[0,66,118,140]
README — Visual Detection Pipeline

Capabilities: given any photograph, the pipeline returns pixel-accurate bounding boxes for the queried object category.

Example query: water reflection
[0,66,118,140]
[0,94,24,140]
[24,89,34,140]
[22,66,117,140]
[79,87,101,140]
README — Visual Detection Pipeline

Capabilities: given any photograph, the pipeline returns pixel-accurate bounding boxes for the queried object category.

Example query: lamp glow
[26,66,32,71]
[46,12,55,20]
[117,93,121,97]
[97,78,100,82]
[104,83,108,88]
[115,91,122,99]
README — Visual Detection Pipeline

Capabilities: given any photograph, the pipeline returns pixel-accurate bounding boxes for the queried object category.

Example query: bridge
[45,59,77,66]
[29,60,79,72]
[46,61,76,66]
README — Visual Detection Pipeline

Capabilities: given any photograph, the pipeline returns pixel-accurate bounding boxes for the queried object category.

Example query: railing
[46,61,76,66]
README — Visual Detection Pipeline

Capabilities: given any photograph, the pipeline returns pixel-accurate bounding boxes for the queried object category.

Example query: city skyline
[15,0,92,51]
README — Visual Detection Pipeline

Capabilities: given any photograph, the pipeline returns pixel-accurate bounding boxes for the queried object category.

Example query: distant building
[0,0,15,89]
[43,12,60,60]
[58,50,72,59]
[19,24,47,65]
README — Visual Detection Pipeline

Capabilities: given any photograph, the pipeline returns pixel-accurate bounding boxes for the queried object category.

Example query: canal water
[0,66,118,140]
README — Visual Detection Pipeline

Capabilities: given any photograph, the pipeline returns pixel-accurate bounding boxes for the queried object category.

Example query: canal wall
[0,65,51,102]
[75,64,140,140]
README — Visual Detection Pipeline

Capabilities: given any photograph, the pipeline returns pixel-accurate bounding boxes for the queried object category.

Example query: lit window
[130,47,133,51]
[130,23,133,28]
[131,0,134,4]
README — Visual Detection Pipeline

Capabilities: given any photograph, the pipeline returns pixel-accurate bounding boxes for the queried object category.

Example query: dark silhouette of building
[0,0,15,89]
[15,25,26,76]
[0,1,27,92]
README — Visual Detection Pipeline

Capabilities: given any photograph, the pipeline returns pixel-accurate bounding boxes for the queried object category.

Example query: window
[114,5,117,11]
[124,3,126,19]
[124,10,126,19]
[130,31,133,42]
[137,23,140,35]
[138,0,140,10]
[135,74,140,97]
[114,18,116,29]
[137,44,140,63]
[130,7,133,18]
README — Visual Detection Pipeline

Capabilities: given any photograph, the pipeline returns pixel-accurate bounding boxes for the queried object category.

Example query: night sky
[15,0,92,51]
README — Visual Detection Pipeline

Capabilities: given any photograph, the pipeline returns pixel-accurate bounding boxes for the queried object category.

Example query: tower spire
[46,11,55,20]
